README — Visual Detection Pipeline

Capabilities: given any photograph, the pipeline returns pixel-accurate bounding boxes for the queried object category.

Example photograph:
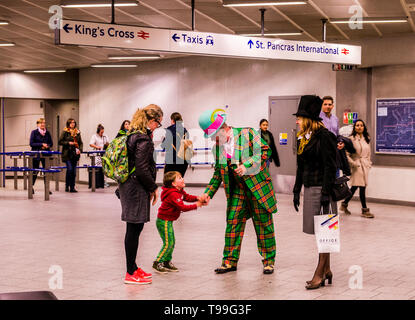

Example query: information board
[376,98,415,155]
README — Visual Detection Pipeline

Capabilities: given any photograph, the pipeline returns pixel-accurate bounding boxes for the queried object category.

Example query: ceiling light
[0,21,9,25]
[24,70,66,73]
[0,42,15,47]
[240,32,303,36]
[91,64,138,67]
[61,0,138,8]
[330,17,408,24]
[108,55,160,60]
[223,0,307,7]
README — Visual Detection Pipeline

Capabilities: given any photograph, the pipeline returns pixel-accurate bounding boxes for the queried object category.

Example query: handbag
[172,133,194,161]
[331,175,352,201]
[314,204,340,253]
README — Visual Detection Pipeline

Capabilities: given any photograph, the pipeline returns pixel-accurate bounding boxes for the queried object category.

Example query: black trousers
[125,222,144,275]
[65,159,78,189]
[164,162,188,178]
[32,158,46,186]
[88,168,105,188]
[344,186,367,208]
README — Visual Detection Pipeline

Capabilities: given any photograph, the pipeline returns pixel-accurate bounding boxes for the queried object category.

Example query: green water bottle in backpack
[102,131,136,183]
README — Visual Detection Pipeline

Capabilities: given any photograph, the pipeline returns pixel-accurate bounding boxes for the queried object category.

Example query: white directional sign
[56,19,361,65]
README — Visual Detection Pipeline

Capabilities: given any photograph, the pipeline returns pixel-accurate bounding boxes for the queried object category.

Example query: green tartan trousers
[223,184,276,267]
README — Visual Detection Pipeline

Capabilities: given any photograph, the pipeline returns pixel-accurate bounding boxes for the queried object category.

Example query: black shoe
[214,264,237,274]
[70,189,78,193]
[49,191,52,195]
[263,265,274,274]
[65,187,69,192]
[32,188,35,194]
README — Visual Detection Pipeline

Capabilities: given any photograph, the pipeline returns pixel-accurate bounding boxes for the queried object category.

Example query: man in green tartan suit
[199,109,277,274]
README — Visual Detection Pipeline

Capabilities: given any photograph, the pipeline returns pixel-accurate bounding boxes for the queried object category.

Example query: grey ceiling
[0,0,414,71]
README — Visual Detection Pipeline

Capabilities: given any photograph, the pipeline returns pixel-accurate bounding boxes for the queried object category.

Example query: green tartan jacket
[205,127,277,214]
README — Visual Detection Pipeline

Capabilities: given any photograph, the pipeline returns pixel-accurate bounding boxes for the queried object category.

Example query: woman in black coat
[119,104,163,285]
[292,95,337,290]
[259,119,280,168]
[58,118,83,193]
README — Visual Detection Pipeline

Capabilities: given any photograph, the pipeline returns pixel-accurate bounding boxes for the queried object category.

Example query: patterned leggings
[155,218,175,263]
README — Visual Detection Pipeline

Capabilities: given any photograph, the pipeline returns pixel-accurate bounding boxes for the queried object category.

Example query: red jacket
[157,186,198,221]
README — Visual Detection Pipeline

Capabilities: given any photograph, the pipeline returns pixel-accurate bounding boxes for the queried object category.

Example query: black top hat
[293,95,323,121]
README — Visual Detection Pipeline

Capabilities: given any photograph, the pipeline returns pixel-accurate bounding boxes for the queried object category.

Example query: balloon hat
[198,108,227,138]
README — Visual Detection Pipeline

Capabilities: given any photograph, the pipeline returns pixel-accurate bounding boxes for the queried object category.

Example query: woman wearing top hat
[292,95,338,290]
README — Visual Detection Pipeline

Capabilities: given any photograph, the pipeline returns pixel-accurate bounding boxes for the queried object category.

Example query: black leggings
[125,222,144,275]
[344,186,367,208]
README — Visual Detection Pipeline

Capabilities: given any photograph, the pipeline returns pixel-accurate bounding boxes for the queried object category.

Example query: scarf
[38,127,46,136]
[64,127,79,138]
[297,131,312,155]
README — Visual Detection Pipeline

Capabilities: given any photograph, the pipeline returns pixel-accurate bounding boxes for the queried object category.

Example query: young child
[152,171,206,273]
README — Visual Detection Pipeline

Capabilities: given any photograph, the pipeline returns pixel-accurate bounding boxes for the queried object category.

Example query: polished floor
[0,179,414,300]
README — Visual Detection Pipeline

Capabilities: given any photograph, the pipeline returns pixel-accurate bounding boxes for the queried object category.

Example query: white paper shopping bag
[314,210,340,253]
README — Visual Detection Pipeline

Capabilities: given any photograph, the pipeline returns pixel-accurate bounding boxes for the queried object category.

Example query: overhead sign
[56,19,362,65]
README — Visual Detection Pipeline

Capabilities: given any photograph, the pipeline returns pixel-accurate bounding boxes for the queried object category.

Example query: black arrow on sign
[172,33,180,42]
[63,24,73,33]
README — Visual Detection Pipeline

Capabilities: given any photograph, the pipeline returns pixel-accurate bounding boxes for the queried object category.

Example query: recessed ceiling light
[330,17,408,24]
[91,64,138,67]
[61,0,138,8]
[0,42,15,47]
[108,55,160,60]
[223,0,307,7]
[240,32,303,36]
[0,21,9,26]
[24,70,66,73]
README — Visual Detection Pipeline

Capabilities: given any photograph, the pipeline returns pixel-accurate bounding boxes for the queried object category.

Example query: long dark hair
[259,119,268,126]
[120,120,130,131]
[351,119,370,144]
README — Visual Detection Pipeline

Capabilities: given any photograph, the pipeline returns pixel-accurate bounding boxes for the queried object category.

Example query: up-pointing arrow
[63,23,73,33]
[248,40,254,48]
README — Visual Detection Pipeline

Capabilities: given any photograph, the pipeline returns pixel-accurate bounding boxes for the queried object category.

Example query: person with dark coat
[29,118,53,191]
[119,104,163,285]
[161,112,189,178]
[58,118,83,193]
[259,119,280,168]
[336,135,354,176]
[292,95,337,290]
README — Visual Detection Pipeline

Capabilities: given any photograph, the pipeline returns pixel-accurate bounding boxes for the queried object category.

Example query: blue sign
[376,98,415,154]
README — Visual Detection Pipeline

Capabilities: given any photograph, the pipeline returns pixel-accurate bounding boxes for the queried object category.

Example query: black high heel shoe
[307,271,333,285]
[305,277,325,290]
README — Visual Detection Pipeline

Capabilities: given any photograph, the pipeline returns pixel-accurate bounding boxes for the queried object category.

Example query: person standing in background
[340,120,374,218]
[89,124,109,189]
[259,119,280,168]
[116,120,131,138]
[161,112,189,178]
[59,118,83,193]
[319,96,339,136]
[29,118,53,193]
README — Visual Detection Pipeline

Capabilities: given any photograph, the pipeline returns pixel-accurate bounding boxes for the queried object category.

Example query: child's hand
[196,201,203,208]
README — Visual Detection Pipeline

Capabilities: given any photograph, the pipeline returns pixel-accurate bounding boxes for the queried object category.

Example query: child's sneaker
[163,261,179,272]
[135,267,152,279]
[124,272,152,285]
[152,261,169,274]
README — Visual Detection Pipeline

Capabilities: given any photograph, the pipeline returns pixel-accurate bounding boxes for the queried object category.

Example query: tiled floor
[0,180,415,300]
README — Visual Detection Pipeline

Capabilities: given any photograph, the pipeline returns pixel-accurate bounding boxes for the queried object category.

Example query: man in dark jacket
[29,118,53,190]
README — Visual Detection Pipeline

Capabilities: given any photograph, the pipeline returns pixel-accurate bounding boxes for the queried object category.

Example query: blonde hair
[36,118,45,125]
[130,104,163,133]
[297,116,325,137]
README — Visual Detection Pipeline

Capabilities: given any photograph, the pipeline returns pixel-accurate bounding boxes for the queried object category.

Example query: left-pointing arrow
[63,24,73,33]
[172,33,180,42]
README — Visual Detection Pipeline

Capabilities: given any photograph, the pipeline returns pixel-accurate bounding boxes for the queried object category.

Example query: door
[268,96,300,194]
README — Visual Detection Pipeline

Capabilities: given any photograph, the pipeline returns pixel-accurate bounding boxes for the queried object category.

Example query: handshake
[196,193,211,208]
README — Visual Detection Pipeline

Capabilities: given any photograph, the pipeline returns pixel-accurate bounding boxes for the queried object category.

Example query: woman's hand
[150,188,159,206]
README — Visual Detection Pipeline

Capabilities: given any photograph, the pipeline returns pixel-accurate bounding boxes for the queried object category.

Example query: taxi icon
[206,35,214,45]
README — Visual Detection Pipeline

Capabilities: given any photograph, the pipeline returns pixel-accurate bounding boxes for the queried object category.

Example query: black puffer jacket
[119,130,158,224]
[293,127,337,196]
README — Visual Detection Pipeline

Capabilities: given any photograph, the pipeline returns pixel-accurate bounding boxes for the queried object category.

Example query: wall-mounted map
[376,98,415,155]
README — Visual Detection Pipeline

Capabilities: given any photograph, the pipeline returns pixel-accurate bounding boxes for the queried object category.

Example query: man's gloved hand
[321,194,330,207]
[293,193,300,212]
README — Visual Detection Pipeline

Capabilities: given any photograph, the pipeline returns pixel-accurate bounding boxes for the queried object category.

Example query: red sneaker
[124,272,152,285]
[135,267,152,279]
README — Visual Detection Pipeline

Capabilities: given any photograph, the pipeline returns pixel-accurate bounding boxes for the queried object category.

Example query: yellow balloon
[211,108,226,122]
